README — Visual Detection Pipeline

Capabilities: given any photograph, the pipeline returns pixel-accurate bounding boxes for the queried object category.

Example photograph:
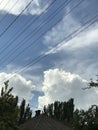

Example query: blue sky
[0,0,98,111]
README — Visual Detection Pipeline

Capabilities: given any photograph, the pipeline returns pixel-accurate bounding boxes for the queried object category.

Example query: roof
[20,115,74,130]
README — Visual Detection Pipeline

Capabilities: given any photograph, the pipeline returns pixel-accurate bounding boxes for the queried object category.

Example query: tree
[43,99,74,123]
[82,76,98,90]
[81,75,98,129]
[73,106,98,130]
[0,80,33,129]
[0,80,20,130]
[25,104,32,120]
[66,98,74,123]
[54,101,60,120]
[19,100,32,125]
[18,99,26,124]
[43,105,47,115]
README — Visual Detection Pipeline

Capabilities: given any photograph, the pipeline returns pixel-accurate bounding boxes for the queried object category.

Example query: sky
[0,0,98,112]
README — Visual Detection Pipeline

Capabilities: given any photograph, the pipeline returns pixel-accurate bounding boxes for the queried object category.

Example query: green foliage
[24,104,32,121]
[43,98,74,123]
[19,99,26,124]
[0,80,32,130]
[43,98,98,130]
[0,80,19,130]
[73,106,98,130]
[18,100,32,125]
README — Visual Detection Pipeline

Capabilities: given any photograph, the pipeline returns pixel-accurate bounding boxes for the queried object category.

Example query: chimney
[35,110,41,117]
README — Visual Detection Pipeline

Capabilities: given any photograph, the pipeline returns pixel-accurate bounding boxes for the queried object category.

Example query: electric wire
[0,13,97,85]
[0,0,4,7]
[0,0,57,55]
[0,0,97,118]
[0,0,74,65]
[0,0,11,12]
[0,0,34,38]
[0,0,71,64]
[0,0,98,83]
[0,0,83,65]
[0,0,19,24]
[12,14,97,75]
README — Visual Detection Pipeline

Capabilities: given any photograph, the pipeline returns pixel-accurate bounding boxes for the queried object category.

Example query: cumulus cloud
[0,0,50,15]
[0,72,35,103]
[38,69,98,110]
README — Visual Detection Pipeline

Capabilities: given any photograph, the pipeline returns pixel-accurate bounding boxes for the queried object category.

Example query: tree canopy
[0,80,32,130]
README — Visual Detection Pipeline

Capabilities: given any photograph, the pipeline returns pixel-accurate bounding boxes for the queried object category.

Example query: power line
[0,0,4,7]
[0,0,73,65]
[46,16,98,54]
[0,0,34,38]
[0,0,57,56]
[0,0,82,65]
[0,0,11,11]
[0,0,70,64]
[0,0,19,24]
[0,13,97,85]
[14,15,97,74]
[0,1,97,84]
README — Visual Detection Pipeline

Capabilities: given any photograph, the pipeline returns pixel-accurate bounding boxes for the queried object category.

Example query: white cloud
[43,14,81,46]
[42,12,98,90]
[0,0,50,15]
[59,23,98,51]
[38,69,98,110]
[43,19,98,82]
[54,22,98,61]
[51,22,98,79]
[43,10,98,54]
[0,72,35,103]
